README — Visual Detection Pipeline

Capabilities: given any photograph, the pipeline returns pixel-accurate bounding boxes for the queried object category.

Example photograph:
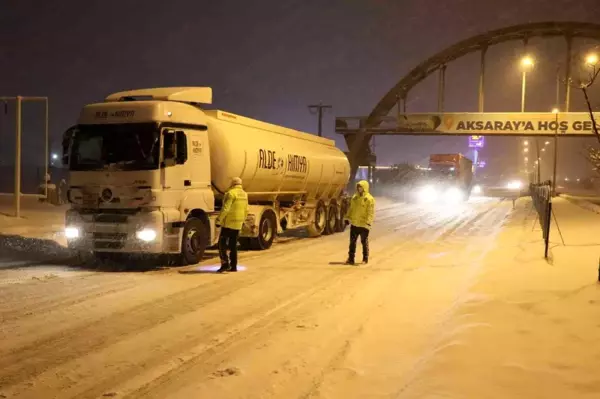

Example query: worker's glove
[345,220,350,226]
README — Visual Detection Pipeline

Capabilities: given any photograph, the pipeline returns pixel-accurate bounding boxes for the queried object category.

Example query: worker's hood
[356,180,370,194]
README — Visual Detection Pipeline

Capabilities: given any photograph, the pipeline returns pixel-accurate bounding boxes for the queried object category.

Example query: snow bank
[402,197,600,399]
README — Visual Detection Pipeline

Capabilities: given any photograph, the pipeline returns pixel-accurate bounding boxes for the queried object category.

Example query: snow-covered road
[0,197,596,399]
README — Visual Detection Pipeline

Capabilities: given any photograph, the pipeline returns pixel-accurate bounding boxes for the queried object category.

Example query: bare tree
[568,52,600,174]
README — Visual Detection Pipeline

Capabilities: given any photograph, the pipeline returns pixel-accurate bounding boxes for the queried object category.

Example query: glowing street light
[524,140,529,146]
[525,157,528,162]
[524,148,529,153]
[552,108,559,114]
[545,141,550,145]
[520,56,534,113]
[542,148,546,152]
[586,53,599,66]
[521,56,534,68]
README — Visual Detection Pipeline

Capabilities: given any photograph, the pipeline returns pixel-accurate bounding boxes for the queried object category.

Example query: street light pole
[520,54,535,182]
[521,70,527,113]
[552,110,559,196]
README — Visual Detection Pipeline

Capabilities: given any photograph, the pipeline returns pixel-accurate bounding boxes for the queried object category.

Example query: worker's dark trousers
[348,225,370,261]
[219,227,240,268]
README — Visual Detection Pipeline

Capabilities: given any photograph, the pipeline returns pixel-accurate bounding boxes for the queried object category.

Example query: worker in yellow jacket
[216,177,249,272]
[344,180,375,265]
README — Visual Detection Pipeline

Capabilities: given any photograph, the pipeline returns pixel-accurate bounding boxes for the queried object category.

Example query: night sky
[2,0,600,180]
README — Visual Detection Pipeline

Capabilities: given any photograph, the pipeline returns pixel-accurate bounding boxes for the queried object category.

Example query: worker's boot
[216,263,230,273]
[345,258,355,266]
[362,256,369,264]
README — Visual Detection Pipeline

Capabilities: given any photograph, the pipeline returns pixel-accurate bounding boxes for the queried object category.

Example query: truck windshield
[69,123,160,171]
[429,164,456,178]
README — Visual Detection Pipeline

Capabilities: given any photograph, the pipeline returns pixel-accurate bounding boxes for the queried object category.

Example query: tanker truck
[60,87,351,264]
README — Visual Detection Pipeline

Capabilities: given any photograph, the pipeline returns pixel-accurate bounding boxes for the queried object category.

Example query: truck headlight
[506,180,523,190]
[65,226,80,239]
[445,187,464,203]
[136,228,157,242]
[418,185,438,203]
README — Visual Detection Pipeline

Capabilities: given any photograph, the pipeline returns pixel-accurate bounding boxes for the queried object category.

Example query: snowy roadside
[0,211,65,239]
[400,197,600,398]
[560,193,600,216]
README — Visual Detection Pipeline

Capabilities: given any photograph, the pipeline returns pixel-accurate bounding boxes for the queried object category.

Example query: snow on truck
[415,153,474,203]
[60,87,351,264]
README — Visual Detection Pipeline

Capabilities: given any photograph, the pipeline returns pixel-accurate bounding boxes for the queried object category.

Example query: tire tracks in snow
[122,235,427,399]
[0,267,311,389]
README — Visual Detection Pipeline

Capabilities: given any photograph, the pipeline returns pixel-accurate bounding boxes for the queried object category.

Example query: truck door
[186,128,211,189]
[161,129,188,206]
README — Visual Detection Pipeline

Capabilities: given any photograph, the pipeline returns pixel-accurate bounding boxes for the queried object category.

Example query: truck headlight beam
[65,226,80,239]
[444,187,464,204]
[136,228,157,242]
[418,185,438,203]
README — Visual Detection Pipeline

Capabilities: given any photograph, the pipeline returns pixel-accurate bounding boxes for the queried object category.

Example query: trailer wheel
[250,211,276,250]
[308,202,326,237]
[179,217,208,265]
[336,199,349,233]
[324,203,338,235]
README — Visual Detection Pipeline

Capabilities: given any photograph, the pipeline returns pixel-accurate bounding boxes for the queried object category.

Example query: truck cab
[414,153,474,204]
[62,88,216,264]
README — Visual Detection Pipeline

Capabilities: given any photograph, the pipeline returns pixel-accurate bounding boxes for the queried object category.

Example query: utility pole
[308,102,332,137]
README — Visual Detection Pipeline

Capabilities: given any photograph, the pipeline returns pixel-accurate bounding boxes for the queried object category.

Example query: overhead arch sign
[335,113,600,137]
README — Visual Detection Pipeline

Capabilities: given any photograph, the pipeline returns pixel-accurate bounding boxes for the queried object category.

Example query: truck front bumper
[64,209,178,254]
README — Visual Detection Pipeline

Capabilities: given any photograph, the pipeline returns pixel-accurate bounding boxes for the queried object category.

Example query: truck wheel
[336,199,349,233]
[180,217,208,265]
[250,211,276,250]
[308,202,326,237]
[238,237,253,250]
[324,203,338,235]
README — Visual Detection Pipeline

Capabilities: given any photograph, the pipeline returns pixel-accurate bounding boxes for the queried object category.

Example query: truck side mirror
[163,130,177,161]
[61,137,70,165]
[61,126,76,166]
[175,130,187,164]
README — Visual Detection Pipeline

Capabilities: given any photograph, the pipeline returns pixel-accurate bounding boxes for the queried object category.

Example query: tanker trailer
[61,87,351,264]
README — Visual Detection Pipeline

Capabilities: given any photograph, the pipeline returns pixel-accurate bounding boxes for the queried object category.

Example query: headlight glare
[136,228,157,242]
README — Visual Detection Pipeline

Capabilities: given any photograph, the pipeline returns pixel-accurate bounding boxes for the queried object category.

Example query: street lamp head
[521,56,534,69]
[545,141,550,145]
[552,108,559,114]
[524,148,529,153]
[524,140,529,146]
[586,53,599,66]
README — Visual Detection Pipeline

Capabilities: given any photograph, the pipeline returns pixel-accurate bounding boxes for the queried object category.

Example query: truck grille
[94,214,128,223]
[93,232,128,240]
[94,241,126,250]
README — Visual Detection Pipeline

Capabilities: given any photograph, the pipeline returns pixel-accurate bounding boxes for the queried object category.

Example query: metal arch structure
[339,21,600,182]
[369,21,600,123]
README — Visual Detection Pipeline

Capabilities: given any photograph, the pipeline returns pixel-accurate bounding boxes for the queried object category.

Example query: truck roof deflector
[104,87,213,105]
